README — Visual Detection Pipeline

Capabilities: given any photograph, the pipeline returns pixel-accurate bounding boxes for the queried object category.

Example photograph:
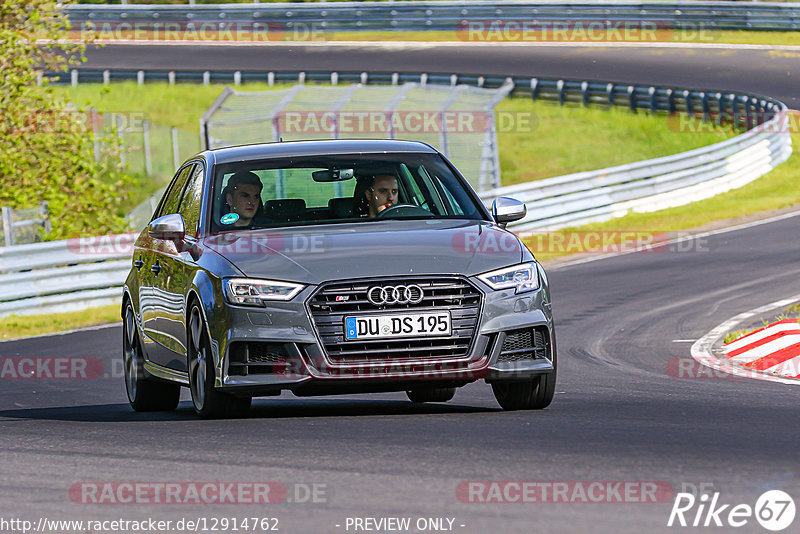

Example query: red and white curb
[723,319,800,377]
[691,295,800,385]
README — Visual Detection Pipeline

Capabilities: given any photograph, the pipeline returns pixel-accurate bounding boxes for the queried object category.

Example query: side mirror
[148,213,186,243]
[492,197,527,225]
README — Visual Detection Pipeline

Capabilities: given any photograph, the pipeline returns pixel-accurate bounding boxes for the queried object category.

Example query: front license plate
[344,312,452,340]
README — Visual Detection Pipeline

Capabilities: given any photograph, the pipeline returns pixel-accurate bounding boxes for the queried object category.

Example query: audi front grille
[307,277,482,364]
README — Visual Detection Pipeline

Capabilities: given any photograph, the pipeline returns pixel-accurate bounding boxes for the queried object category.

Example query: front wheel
[188,304,251,419]
[491,373,555,410]
[122,304,180,412]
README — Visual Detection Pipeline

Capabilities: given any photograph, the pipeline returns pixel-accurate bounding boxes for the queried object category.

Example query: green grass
[0,305,120,341]
[54,82,736,191]
[497,98,733,186]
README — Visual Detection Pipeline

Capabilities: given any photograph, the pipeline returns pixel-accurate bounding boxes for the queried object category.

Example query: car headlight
[478,262,539,294]
[225,278,305,306]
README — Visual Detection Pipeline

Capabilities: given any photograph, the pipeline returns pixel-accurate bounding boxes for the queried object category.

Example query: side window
[178,165,205,237]
[155,164,194,219]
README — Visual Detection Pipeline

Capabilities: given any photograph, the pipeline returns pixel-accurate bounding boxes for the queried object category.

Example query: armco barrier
[0,236,133,319]
[66,1,800,33]
[479,113,791,231]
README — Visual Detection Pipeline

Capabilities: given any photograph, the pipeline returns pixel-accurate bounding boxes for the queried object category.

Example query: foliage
[0,0,130,239]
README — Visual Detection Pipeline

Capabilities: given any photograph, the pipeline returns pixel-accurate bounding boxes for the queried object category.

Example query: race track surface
[1,43,799,533]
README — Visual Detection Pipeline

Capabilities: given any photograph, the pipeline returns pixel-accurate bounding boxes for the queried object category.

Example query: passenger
[222,171,263,228]
[354,173,399,218]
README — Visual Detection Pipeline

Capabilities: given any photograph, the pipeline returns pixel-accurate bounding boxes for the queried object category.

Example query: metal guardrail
[66,1,800,32]
[1,203,50,247]
[480,117,791,231]
[0,236,133,319]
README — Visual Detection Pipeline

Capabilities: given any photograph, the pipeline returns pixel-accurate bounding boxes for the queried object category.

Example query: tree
[0,0,129,240]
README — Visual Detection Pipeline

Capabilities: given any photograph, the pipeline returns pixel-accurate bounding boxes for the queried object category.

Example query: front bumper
[213,276,555,395]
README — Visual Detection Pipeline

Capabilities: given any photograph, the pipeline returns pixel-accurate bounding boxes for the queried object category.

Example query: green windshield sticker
[220,213,239,225]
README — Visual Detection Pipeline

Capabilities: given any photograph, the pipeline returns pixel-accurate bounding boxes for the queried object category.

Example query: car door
[155,163,206,372]
[144,163,195,369]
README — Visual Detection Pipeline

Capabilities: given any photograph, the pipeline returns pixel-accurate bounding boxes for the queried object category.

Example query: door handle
[150,262,161,275]
[133,260,144,270]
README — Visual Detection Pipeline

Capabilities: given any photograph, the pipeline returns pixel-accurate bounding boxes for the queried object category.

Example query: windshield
[209,152,486,232]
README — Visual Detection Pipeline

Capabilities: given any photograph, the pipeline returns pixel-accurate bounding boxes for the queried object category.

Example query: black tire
[406,387,457,403]
[188,303,251,419]
[123,303,181,412]
[491,373,555,410]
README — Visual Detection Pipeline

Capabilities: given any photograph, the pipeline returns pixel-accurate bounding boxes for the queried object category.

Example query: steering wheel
[375,204,433,218]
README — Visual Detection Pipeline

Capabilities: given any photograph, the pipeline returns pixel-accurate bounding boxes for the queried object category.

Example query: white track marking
[691,295,800,385]
[50,39,800,52]
[0,321,121,344]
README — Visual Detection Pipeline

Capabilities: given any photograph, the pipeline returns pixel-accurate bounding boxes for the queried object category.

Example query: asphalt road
[1,43,799,534]
[81,43,800,107]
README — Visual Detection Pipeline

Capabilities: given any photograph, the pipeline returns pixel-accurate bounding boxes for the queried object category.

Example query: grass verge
[53,82,736,189]
[0,305,120,342]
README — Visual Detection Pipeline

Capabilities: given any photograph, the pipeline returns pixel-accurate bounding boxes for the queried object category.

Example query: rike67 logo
[668,490,795,531]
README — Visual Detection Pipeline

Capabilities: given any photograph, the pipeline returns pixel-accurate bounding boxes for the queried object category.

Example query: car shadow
[0,398,499,423]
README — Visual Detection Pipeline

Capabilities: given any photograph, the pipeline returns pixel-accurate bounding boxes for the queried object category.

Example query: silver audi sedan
[122,139,556,418]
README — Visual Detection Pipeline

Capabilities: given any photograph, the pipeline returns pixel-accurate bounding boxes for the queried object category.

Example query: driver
[223,171,263,228]
[365,174,399,217]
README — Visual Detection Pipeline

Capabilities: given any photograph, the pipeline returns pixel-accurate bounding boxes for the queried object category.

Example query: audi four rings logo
[367,285,425,306]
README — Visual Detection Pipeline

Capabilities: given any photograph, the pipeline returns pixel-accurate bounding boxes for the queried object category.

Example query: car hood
[202,219,522,285]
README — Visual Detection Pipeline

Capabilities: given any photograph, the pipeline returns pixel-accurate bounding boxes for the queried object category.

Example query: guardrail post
[700,92,710,121]
[606,83,614,109]
[649,86,657,113]
[267,72,274,87]
[477,76,484,87]
[557,80,566,106]
[233,71,241,86]
[103,70,110,85]
[115,114,126,167]
[731,94,740,128]
[203,71,211,86]
[666,89,675,114]
[716,92,725,125]
[330,72,338,85]
[450,74,458,86]
[745,97,754,130]
[143,120,152,176]
[168,71,176,86]
[361,72,368,84]
[137,70,144,85]
[684,90,693,115]
[171,127,180,169]
[420,73,428,86]
[627,86,636,113]
[40,202,51,235]
[2,207,14,247]
[391,73,399,85]
[299,72,306,84]
[581,81,590,107]
[531,78,539,101]
[71,69,78,87]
